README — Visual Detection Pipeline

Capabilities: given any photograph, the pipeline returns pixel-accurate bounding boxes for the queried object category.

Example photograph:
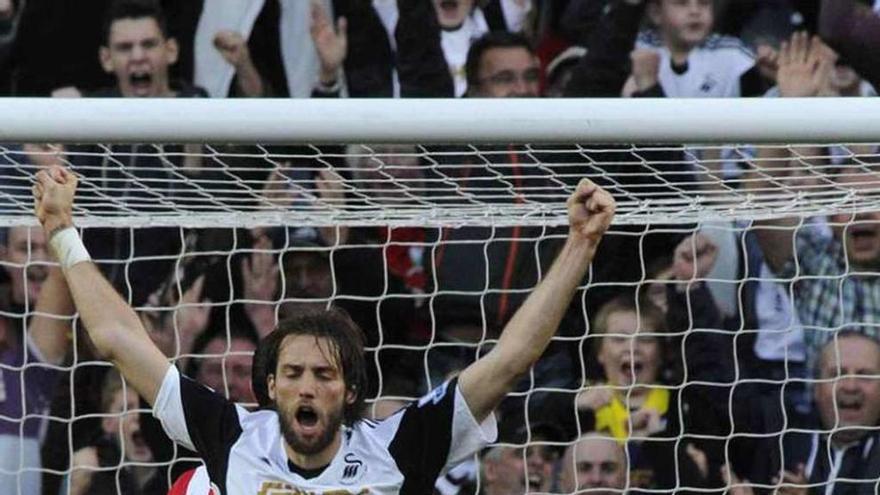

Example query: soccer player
[32,165,615,494]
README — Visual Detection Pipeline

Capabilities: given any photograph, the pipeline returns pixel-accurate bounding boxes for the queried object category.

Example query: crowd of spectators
[2,0,880,493]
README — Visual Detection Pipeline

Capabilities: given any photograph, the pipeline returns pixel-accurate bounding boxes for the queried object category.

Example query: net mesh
[2,143,880,227]
[1,141,879,494]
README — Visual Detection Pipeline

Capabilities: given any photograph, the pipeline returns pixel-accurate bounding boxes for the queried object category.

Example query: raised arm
[458,179,616,422]
[33,166,169,405]
[748,33,831,273]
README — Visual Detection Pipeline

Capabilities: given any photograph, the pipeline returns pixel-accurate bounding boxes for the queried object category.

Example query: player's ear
[267,373,277,401]
[345,386,357,405]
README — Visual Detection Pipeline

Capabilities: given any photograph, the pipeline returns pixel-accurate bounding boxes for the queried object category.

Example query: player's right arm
[33,165,170,405]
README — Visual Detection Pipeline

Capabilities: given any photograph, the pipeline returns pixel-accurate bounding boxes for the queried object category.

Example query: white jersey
[636,31,755,98]
[153,366,496,494]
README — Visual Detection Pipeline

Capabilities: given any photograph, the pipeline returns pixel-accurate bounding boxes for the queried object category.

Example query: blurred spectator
[625,0,764,98]
[433,0,490,96]
[785,332,880,492]
[336,0,453,97]
[68,370,163,495]
[165,0,350,98]
[465,31,540,97]
[753,33,880,375]
[729,332,880,494]
[819,0,880,90]
[0,237,69,495]
[540,294,715,491]
[479,440,556,494]
[61,0,222,306]
[168,1,290,97]
[181,328,258,406]
[558,433,628,495]
[545,45,586,97]
[563,0,648,97]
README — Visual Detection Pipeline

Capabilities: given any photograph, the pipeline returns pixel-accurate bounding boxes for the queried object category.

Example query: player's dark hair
[253,307,367,425]
[102,0,169,46]
[465,31,535,91]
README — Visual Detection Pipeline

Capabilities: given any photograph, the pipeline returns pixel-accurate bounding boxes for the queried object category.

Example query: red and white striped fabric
[167,467,216,495]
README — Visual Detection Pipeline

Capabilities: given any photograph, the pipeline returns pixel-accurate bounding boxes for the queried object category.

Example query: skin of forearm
[64,262,144,361]
[234,61,265,97]
[63,261,169,404]
[493,237,596,374]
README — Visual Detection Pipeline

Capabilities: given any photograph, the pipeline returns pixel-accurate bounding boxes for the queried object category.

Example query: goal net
[1,98,880,494]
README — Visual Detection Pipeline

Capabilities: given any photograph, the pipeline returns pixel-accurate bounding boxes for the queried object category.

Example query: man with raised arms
[32,165,615,494]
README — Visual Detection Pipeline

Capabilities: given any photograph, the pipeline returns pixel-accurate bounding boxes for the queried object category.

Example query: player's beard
[277,402,345,456]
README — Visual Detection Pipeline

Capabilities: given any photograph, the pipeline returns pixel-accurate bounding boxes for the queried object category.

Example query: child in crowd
[625,0,763,98]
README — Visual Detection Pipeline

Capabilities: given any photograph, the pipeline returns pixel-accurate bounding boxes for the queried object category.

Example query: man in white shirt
[31,165,615,494]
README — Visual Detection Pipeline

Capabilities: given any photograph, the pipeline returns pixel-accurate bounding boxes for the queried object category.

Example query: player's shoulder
[236,409,284,449]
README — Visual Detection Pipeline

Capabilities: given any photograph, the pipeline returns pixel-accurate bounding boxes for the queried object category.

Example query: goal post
[1,97,879,494]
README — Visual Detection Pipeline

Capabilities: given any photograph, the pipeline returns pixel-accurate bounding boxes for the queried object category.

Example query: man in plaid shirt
[754,33,880,371]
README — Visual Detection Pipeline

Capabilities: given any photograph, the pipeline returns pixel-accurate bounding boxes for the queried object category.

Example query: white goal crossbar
[0,98,878,229]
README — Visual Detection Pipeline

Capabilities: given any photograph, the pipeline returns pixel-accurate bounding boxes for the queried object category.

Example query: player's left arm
[457,179,616,422]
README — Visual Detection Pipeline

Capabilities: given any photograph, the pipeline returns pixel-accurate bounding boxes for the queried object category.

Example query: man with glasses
[464,31,541,97]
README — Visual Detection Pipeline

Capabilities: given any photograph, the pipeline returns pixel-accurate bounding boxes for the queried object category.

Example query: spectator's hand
[630,49,661,91]
[673,233,718,281]
[722,466,756,495]
[567,179,616,247]
[69,446,99,495]
[173,275,212,355]
[774,464,808,495]
[241,234,279,337]
[755,44,779,82]
[575,386,613,411]
[315,168,349,245]
[213,30,252,69]
[241,235,279,303]
[685,444,710,480]
[630,407,663,437]
[33,166,76,236]
[310,1,347,84]
[777,32,834,97]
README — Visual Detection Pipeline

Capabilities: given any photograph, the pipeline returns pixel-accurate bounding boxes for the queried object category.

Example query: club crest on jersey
[340,453,366,484]
[419,381,450,408]
[700,74,718,93]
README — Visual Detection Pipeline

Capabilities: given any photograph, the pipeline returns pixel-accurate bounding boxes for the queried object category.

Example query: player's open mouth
[296,406,319,429]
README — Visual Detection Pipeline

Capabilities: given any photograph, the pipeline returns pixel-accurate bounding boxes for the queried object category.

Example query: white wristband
[49,227,91,271]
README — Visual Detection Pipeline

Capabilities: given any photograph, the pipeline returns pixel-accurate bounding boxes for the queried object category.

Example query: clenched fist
[33,165,77,236]
[567,179,616,246]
